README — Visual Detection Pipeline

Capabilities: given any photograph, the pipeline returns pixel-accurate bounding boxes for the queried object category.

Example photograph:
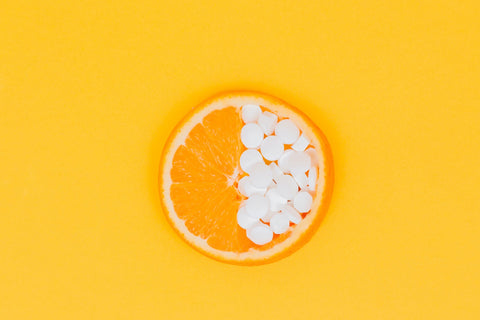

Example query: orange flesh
[169,107,294,252]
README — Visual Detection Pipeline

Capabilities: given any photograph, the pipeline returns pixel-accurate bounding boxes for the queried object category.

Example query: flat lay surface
[1,0,479,319]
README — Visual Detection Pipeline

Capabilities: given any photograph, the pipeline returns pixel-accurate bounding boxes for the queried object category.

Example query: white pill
[240,149,263,173]
[266,188,288,211]
[241,104,261,123]
[307,167,318,191]
[280,205,302,224]
[238,176,267,197]
[237,176,250,196]
[288,151,311,173]
[292,133,310,152]
[293,191,313,213]
[249,163,273,188]
[278,149,294,172]
[269,213,290,234]
[260,136,284,161]
[269,162,283,183]
[246,222,273,245]
[241,123,264,148]
[260,211,277,223]
[258,111,278,135]
[275,174,298,200]
[291,170,308,190]
[237,206,258,229]
[245,194,269,219]
[275,119,300,144]
[305,147,319,165]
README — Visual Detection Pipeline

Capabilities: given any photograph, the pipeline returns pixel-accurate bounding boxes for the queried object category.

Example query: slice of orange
[158,91,334,265]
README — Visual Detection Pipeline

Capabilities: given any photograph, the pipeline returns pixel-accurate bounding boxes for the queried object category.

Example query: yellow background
[1,0,479,318]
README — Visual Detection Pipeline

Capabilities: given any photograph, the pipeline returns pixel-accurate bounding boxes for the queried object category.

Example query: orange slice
[158,91,334,265]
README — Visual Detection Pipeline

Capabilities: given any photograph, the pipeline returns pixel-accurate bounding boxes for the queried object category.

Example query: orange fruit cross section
[159,91,334,265]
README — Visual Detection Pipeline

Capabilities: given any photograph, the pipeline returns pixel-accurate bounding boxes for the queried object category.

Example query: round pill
[241,104,261,123]
[293,191,313,213]
[257,111,278,135]
[246,223,273,245]
[237,176,250,196]
[275,119,300,144]
[275,174,298,200]
[237,206,258,229]
[260,136,284,161]
[245,194,269,219]
[241,123,264,148]
[269,213,290,234]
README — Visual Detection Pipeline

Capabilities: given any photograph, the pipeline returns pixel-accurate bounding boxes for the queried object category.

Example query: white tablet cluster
[237,104,319,245]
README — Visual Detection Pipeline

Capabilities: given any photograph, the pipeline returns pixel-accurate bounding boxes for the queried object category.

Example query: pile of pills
[237,104,319,245]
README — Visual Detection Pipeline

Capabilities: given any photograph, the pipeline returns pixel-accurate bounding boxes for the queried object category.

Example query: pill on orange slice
[158,91,333,265]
